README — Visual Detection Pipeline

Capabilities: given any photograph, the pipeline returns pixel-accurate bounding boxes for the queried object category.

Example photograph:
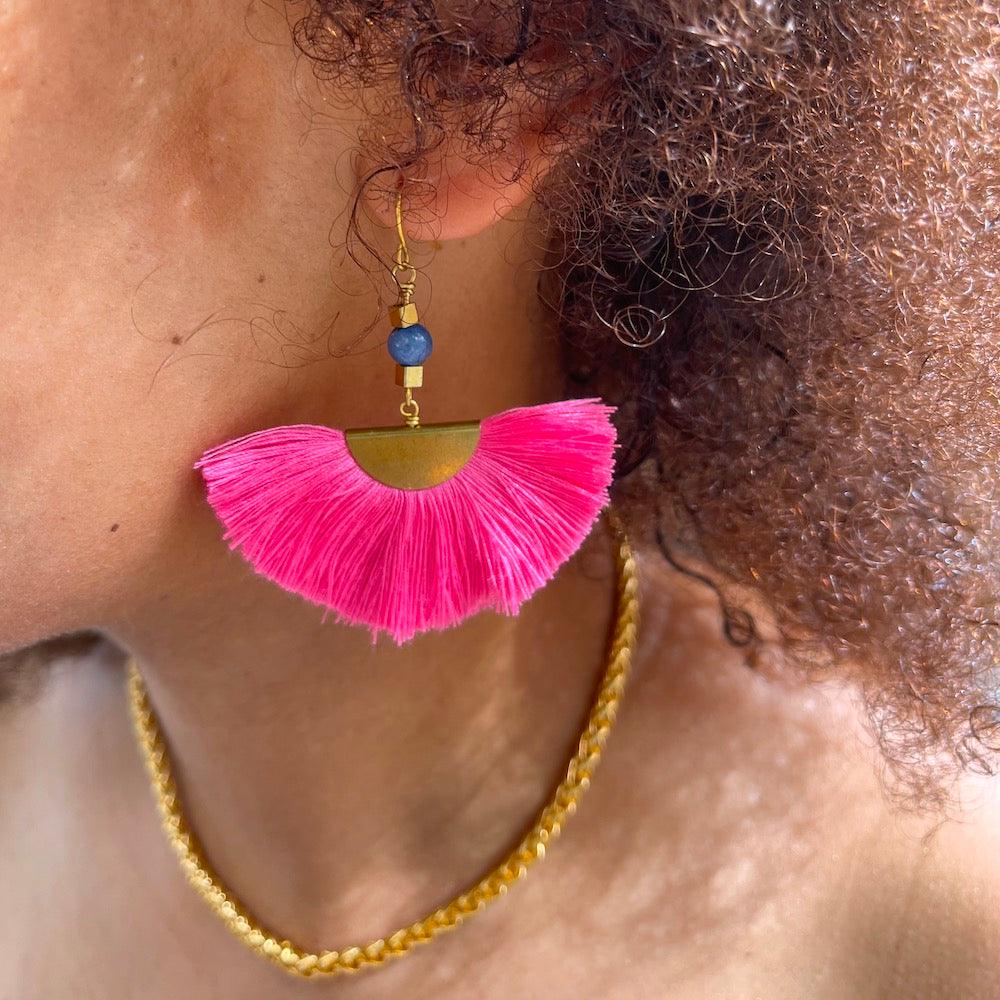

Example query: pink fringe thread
[196,399,617,643]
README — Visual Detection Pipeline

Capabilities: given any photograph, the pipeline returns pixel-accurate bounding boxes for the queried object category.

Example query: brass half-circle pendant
[344,421,482,490]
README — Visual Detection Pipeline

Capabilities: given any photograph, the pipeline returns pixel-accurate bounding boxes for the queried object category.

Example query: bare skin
[1,3,999,998]
[4,563,1000,999]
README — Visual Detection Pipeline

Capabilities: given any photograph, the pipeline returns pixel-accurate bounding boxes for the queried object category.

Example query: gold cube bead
[395,365,423,388]
[389,302,419,327]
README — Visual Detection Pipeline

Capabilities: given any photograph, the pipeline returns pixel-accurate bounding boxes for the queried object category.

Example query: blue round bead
[387,324,433,366]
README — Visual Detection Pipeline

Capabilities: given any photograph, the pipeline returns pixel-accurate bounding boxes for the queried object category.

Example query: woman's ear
[361,124,557,243]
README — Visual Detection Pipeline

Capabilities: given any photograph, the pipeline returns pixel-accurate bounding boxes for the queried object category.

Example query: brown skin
[4,569,1000,998]
[1,1,999,997]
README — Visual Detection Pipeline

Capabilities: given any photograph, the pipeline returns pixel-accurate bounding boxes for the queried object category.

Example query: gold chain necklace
[126,521,639,979]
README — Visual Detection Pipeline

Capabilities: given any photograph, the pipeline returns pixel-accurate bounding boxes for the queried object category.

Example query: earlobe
[361,129,554,243]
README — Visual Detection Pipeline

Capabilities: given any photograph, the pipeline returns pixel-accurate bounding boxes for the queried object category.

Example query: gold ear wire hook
[391,191,417,307]
[394,192,409,266]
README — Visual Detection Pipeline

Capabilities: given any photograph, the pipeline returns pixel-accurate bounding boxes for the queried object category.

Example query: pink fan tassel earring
[196,193,617,643]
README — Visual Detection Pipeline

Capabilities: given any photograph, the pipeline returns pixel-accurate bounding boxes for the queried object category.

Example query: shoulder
[813,770,1000,1000]
[890,786,1000,999]
[633,550,1000,998]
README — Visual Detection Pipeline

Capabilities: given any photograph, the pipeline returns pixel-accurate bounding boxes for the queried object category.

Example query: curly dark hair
[291,0,1000,803]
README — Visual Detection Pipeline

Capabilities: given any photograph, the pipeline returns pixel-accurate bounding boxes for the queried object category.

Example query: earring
[195,192,617,643]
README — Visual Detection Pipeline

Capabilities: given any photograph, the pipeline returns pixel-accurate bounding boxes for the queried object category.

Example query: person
[2,2,999,997]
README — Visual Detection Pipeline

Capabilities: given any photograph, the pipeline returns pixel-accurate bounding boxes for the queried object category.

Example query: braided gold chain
[126,519,640,979]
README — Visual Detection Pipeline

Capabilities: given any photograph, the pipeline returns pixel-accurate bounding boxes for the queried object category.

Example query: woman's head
[3,0,998,798]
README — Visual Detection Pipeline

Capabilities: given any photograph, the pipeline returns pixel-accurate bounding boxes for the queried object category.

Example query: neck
[107,519,621,949]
